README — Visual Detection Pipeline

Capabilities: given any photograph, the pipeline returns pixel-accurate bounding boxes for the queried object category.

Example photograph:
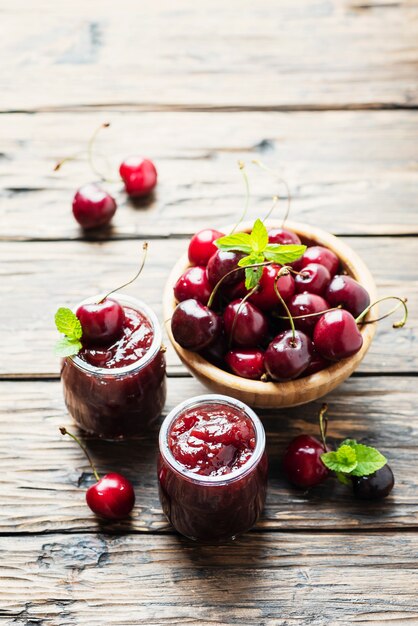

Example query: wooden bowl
[163,220,377,408]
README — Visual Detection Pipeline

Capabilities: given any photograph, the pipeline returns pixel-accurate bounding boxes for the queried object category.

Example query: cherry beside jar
[61,294,166,439]
[158,394,268,542]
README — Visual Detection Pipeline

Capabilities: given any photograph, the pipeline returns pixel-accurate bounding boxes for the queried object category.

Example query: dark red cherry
[76,298,125,346]
[286,293,330,335]
[188,229,224,266]
[224,278,248,301]
[171,299,221,351]
[173,266,212,305]
[72,184,117,230]
[119,157,157,197]
[223,299,268,348]
[295,263,331,296]
[265,330,313,380]
[325,274,370,318]
[207,250,245,288]
[313,309,363,361]
[86,472,135,520]
[283,435,329,487]
[300,246,339,276]
[249,265,295,311]
[199,332,227,367]
[225,349,265,380]
[268,228,302,245]
[351,464,394,500]
[302,350,329,376]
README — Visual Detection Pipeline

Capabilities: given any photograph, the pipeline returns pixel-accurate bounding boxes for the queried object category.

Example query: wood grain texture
[1,531,418,626]
[1,0,418,111]
[0,237,415,377]
[1,111,418,240]
[0,376,416,534]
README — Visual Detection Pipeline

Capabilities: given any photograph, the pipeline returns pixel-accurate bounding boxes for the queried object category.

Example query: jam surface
[78,306,154,369]
[168,402,256,477]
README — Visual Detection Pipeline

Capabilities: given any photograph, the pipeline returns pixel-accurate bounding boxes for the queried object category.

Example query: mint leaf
[264,244,306,265]
[321,445,358,474]
[336,472,352,486]
[55,308,82,341]
[250,219,268,253]
[245,266,263,290]
[215,232,252,254]
[349,443,387,477]
[54,337,83,358]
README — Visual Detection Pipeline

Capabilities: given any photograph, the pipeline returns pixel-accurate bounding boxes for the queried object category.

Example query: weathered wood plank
[0,376,416,534]
[0,531,417,626]
[0,237,415,377]
[1,111,418,239]
[1,0,418,111]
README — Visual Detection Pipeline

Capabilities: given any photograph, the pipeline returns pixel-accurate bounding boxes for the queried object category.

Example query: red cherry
[302,350,329,376]
[207,250,245,287]
[76,298,125,346]
[325,274,370,318]
[119,157,157,197]
[283,435,329,487]
[300,246,339,276]
[224,278,248,301]
[174,266,212,305]
[286,293,330,336]
[72,184,117,229]
[313,309,363,361]
[86,472,135,520]
[171,299,221,351]
[268,228,301,245]
[295,263,331,296]
[223,299,268,348]
[225,349,265,380]
[249,265,295,311]
[188,229,225,266]
[265,330,313,380]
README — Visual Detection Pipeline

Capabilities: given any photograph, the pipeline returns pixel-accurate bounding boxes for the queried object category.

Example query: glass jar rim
[159,393,266,485]
[70,294,162,376]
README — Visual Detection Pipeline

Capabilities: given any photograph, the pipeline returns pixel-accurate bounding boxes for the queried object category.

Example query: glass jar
[158,394,268,542]
[61,294,166,438]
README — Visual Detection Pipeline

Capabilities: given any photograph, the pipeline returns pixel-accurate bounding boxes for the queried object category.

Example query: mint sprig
[54,307,83,357]
[215,219,306,290]
[321,439,387,478]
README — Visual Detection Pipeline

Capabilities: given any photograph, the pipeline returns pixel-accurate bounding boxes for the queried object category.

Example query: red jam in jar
[61,295,166,439]
[158,395,268,542]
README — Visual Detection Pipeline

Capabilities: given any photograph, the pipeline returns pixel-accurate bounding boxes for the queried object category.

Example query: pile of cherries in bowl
[171,226,371,382]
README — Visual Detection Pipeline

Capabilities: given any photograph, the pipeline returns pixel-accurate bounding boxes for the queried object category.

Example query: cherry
[207,250,245,287]
[200,332,227,367]
[295,263,331,296]
[119,157,157,197]
[76,298,125,346]
[302,350,329,376]
[286,293,330,335]
[300,246,339,276]
[268,228,301,246]
[174,266,212,305]
[223,299,268,348]
[265,330,313,380]
[249,265,295,311]
[171,299,221,351]
[72,184,117,230]
[313,309,363,361]
[60,427,135,520]
[326,274,370,318]
[351,464,394,500]
[225,349,265,380]
[188,229,225,266]
[283,434,329,488]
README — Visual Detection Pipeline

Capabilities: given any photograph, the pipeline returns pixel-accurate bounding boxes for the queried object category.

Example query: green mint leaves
[321,439,387,478]
[54,307,83,357]
[215,219,306,290]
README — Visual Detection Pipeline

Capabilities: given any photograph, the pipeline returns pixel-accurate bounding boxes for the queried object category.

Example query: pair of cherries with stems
[54,123,157,230]
[283,404,395,500]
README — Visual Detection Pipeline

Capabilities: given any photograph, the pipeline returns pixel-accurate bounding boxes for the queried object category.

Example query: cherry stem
[355,296,408,328]
[99,242,149,303]
[59,427,100,482]
[87,123,120,183]
[262,196,279,223]
[358,298,408,325]
[274,269,296,344]
[230,161,250,234]
[252,159,291,228]
[275,304,342,321]
[228,285,259,348]
[318,403,328,450]
[207,260,273,309]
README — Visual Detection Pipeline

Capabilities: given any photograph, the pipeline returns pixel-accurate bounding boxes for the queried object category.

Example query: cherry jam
[61,295,166,439]
[158,395,268,542]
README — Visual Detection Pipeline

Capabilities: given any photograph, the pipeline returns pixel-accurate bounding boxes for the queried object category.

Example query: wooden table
[1,1,417,623]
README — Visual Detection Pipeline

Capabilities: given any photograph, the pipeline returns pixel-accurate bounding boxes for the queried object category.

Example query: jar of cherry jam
[61,295,166,439]
[158,394,268,542]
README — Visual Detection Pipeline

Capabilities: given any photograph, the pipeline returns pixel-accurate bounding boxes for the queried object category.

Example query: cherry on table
[223,299,268,348]
[188,229,225,266]
[76,298,125,346]
[225,349,265,380]
[249,264,295,311]
[207,249,245,287]
[171,299,221,351]
[286,293,330,336]
[313,309,363,361]
[174,266,212,305]
[268,228,302,245]
[264,329,313,380]
[283,434,329,488]
[300,246,340,277]
[72,184,117,230]
[326,274,370,318]
[295,263,331,296]
[119,157,157,197]
[351,464,394,500]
